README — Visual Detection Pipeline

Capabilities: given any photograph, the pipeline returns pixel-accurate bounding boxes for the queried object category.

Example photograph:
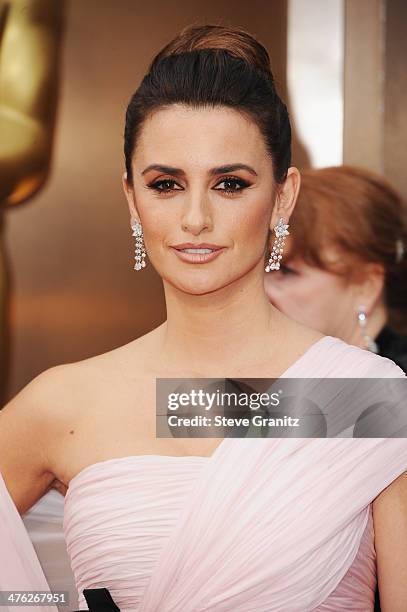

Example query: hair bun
[125,22,291,186]
[152,23,272,77]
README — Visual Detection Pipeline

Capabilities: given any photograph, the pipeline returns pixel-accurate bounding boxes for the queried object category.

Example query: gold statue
[0,0,64,404]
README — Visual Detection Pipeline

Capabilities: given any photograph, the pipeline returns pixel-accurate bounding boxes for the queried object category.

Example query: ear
[122,171,140,225]
[354,262,386,313]
[269,167,301,231]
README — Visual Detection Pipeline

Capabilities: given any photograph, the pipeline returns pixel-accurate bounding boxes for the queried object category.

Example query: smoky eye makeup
[145,175,252,195]
[145,178,183,193]
[212,176,252,194]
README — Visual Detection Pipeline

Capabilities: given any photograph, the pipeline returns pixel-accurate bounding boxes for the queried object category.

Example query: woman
[0,25,406,612]
[264,165,407,372]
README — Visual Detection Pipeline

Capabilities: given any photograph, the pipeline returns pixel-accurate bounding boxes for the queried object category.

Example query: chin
[181,283,224,296]
[163,273,218,293]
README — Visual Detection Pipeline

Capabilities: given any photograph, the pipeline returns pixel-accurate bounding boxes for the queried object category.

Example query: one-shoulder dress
[1,335,406,611]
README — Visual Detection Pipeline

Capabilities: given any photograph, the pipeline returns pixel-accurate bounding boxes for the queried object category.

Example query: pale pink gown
[1,335,407,611]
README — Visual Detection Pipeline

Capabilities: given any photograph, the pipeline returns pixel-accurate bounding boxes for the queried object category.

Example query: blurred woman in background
[264,165,407,373]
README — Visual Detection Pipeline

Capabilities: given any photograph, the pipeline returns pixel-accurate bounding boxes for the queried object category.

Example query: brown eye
[213,177,250,194]
[147,179,183,193]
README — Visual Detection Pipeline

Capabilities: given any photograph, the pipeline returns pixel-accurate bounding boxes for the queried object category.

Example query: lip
[170,246,226,264]
[172,243,224,250]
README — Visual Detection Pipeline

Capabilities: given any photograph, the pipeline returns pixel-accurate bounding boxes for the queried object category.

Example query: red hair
[287,166,407,331]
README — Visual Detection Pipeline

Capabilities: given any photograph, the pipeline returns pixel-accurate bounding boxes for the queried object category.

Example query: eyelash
[146,176,251,195]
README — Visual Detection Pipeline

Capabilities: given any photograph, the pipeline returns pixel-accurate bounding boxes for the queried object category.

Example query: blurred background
[1,0,406,402]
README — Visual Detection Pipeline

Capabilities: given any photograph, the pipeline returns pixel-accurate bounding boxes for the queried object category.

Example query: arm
[0,367,62,514]
[373,470,407,611]
[0,367,71,609]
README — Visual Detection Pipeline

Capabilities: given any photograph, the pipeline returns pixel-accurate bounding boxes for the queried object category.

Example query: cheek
[230,197,271,254]
[136,201,175,252]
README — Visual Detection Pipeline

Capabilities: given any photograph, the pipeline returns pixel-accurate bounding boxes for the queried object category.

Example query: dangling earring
[131,220,147,270]
[265,217,290,272]
[357,304,378,353]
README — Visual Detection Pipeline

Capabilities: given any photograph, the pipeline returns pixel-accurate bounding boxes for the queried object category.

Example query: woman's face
[264,249,362,339]
[123,104,298,295]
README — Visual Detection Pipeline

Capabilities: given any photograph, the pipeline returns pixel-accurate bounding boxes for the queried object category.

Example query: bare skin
[1,103,406,610]
[46,312,323,493]
[2,104,317,505]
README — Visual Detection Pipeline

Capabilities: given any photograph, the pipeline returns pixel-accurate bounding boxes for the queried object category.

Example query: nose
[181,190,213,234]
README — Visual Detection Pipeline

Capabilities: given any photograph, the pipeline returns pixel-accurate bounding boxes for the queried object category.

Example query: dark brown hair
[287,165,407,330]
[124,24,291,185]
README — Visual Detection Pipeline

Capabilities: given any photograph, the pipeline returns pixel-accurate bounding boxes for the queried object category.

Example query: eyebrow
[141,163,258,177]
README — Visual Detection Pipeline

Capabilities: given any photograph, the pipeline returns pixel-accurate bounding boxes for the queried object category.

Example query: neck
[156,264,285,374]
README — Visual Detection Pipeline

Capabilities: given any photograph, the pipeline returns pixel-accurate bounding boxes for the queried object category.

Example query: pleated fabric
[22,489,78,609]
[0,473,58,612]
[62,335,407,611]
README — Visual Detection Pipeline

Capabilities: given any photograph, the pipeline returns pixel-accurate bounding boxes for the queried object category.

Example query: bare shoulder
[0,364,83,513]
[0,328,158,512]
[30,325,162,418]
[0,363,82,440]
[46,322,163,384]
[4,328,162,495]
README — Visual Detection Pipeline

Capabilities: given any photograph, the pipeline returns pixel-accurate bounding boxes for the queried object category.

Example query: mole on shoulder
[69,430,74,434]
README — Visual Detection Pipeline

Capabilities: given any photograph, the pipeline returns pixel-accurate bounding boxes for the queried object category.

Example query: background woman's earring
[357,304,378,353]
[131,221,147,270]
[265,217,290,272]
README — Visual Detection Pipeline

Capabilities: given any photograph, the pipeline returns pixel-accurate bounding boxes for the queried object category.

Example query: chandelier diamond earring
[131,220,147,270]
[265,217,289,272]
